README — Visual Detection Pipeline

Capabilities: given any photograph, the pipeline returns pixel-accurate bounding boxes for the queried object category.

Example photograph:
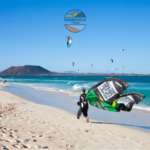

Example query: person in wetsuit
[77,89,89,123]
[3,80,6,84]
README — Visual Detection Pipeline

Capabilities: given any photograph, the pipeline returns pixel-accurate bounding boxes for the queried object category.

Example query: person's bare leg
[86,117,89,123]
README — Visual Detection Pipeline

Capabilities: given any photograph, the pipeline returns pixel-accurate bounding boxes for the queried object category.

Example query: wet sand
[0,83,150,149]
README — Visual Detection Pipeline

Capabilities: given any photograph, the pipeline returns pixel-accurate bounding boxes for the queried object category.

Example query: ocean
[0,76,150,112]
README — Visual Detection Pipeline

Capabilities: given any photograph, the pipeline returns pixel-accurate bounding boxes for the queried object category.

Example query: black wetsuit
[77,94,89,118]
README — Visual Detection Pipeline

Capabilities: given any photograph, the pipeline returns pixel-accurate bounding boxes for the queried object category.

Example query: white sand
[0,83,150,149]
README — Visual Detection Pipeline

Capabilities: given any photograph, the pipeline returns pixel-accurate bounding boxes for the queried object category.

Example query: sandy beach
[0,83,150,149]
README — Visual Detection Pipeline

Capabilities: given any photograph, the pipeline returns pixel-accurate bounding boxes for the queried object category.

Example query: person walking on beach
[77,89,89,123]
[3,80,6,84]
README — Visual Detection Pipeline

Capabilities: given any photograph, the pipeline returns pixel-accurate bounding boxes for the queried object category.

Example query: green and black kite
[86,78,145,112]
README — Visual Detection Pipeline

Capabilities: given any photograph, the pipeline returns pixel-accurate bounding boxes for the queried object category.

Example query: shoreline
[2,83,150,132]
[1,74,150,76]
[2,81,150,113]
[0,83,150,149]
[2,84,150,132]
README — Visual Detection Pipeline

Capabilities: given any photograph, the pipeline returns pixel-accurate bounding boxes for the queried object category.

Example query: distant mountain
[0,65,54,76]
[0,66,149,76]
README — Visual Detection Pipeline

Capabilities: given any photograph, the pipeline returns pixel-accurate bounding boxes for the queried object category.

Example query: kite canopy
[72,62,75,67]
[91,64,93,67]
[110,59,113,63]
[122,65,126,70]
[66,36,72,48]
[86,78,145,112]
[121,49,124,52]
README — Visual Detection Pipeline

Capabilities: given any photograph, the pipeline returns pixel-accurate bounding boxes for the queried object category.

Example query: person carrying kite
[77,89,89,123]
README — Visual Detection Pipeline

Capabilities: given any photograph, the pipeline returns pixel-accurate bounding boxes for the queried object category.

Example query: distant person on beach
[3,80,6,84]
[77,89,89,123]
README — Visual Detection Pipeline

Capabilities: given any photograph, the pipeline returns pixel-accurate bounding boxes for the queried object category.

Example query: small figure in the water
[3,80,6,84]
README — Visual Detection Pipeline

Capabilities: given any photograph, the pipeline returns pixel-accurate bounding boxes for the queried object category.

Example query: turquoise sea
[0,76,150,111]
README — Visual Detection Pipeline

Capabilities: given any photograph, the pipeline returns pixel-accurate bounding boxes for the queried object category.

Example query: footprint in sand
[31,131,35,134]
[62,127,68,129]
[33,139,37,142]
[14,114,17,117]
[12,135,19,138]
[71,144,75,148]
[24,139,31,143]
[4,128,10,131]
[25,131,32,134]
[32,145,38,149]
[0,138,4,141]
[42,146,50,149]
[22,144,31,148]
[1,130,6,133]
[36,135,43,138]
[14,130,18,132]
[124,137,130,140]
[53,124,58,127]
[79,128,84,131]
[138,141,143,144]
[5,138,16,143]
[12,144,21,149]
[1,133,7,137]
[16,139,22,143]
[49,136,56,141]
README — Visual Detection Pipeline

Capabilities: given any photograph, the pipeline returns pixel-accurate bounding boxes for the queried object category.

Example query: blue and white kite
[66,36,72,48]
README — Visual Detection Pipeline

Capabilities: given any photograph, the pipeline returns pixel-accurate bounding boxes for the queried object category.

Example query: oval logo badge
[64,9,86,33]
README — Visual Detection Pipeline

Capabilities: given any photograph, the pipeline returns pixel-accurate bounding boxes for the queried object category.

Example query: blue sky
[0,0,150,74]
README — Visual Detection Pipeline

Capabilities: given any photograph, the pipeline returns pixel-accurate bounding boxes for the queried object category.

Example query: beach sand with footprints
[0,83,150,149]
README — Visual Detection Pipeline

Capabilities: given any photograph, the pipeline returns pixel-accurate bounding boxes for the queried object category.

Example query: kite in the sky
[78,68,80,71]
[122,66,126,70]
[66,36,72,48]
[72,62,75,67]
[91,64,93,67]
[110,59,113,63]
[122,65,126,70]
[121,49,124,52]
[86,78,145,112]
